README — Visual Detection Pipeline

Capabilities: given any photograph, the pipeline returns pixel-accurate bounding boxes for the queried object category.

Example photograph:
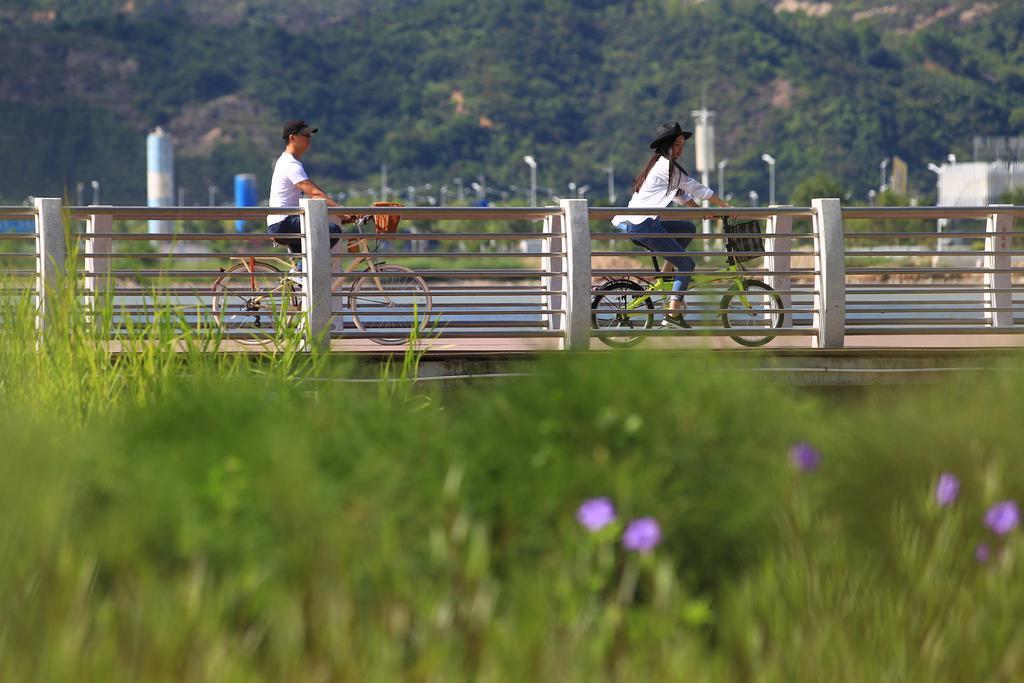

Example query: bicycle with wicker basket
[210,202,432,346]
[591,217,784,347]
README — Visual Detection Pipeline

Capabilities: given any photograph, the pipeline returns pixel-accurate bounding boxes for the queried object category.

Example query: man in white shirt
[267,119,355,254]
[612,121,732,326]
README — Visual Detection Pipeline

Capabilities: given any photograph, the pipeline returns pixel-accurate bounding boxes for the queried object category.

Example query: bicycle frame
[621,261,752,314]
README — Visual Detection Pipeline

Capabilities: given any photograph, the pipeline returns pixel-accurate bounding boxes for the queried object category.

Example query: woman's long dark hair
[632,137,686,194]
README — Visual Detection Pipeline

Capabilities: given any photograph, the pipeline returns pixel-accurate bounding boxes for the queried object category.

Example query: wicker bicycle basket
[723,218,765,266]
[370,201,403,234]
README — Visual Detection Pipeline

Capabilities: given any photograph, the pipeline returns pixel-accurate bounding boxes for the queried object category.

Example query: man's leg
[268,215,304,254]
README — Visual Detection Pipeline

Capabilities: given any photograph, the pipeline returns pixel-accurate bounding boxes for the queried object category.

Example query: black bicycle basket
[723,218,765,266]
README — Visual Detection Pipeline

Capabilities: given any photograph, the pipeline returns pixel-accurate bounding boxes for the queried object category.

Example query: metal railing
[3,197,1024,350]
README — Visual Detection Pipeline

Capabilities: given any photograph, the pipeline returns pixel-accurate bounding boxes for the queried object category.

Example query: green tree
[790,172,846,206]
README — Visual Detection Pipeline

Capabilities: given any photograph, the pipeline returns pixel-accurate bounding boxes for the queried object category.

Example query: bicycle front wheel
[211,261,300,346]
[591,279,654,348]
[719,279,784,347]
[349,264,432,345]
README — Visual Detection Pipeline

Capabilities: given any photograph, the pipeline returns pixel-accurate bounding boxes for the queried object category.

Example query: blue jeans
[268,214,343,254]
[620,218,697,297]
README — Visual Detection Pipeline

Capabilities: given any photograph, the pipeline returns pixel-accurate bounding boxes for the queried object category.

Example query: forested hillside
[1,0,1022,205]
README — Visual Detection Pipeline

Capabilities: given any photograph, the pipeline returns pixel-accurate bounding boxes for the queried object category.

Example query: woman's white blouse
[611,156,714,227]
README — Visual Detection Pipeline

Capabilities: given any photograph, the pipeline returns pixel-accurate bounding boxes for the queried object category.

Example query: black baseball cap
[282,119,318,141]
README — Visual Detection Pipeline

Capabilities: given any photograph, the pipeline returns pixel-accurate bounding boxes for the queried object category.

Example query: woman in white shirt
[612,121,732,326]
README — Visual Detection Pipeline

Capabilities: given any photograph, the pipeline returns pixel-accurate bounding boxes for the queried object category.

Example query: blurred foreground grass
[1,284,1023,681]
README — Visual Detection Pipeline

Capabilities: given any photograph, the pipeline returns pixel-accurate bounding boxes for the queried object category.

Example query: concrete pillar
[300,198,332,351]
[85,207,113,309]
[34,197,66,338]
[542,213,564,335]
[764,205,793,328]
[560,199,591,351]
[984,206,1013,327]
[811,198,845,348]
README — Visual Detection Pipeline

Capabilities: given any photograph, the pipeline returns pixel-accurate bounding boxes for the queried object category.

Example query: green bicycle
[591,219,785,348]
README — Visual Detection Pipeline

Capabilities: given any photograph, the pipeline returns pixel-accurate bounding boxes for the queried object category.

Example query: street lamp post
[76,182,84,206]
[748,190,759,207]
[760,154,776,206]
[90,180,100,205]
[605,164,615,204]
[523,155,537,207]
[717,159,728,196]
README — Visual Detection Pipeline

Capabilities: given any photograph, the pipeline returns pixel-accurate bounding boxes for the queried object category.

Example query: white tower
[147,127,174,234]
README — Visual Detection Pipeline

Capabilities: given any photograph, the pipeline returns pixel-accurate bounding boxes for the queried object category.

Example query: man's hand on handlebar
[339,214,359,224]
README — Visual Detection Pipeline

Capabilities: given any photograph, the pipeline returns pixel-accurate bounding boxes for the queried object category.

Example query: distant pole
[691,106,715,234]
[90,180,100,204]
[761,154,776,206]
[605,164,615,205]
[381,162,388,201]
[76,182,84,206]
[524,155,537,207]
[454,177,464,203]
[717,159,728,197]
[748,190,759,207]
[208,185,217,206]
[440,185,448,206]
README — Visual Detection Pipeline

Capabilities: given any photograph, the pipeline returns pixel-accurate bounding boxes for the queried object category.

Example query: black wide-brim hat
[650,121,693,149]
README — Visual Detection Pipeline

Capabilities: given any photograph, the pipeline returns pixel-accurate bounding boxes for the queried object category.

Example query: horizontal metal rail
[588,207,815,220]
[843,206,1024,219]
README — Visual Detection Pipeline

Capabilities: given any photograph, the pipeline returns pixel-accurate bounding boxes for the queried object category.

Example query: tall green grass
[1,276,1023,681]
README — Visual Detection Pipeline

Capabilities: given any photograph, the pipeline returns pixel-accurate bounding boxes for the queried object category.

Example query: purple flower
[975,543,991,564]
[622,517,662,553]
[984,501,1020,536]
[576,497,616,532]
[789,442,821,472]
[935,473,960,507]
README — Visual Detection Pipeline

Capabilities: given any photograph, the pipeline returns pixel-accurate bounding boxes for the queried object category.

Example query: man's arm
[295,179,357,223]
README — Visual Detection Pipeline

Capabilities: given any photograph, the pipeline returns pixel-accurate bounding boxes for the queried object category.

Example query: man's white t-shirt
[267,152,309,227]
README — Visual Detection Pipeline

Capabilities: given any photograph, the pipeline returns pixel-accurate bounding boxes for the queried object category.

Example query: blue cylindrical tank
[234,173,257,233]
[147,127,174,234]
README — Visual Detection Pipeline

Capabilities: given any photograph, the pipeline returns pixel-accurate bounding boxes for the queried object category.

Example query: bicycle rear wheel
[591,279,654,348]
[719,279,784,347]
[211,261,300,346]
[348,264,432,345]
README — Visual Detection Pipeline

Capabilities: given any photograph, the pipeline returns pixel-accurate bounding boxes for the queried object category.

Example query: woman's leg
[627,219,693,316]
[630,221,695,294]
[660,220,697,296]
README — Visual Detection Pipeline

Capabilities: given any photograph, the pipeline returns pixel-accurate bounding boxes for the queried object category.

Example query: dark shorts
[268,214,343,254]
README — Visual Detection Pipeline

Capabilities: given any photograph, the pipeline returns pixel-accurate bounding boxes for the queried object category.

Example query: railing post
[34,197,66,339]
[984,205,1013,327]
[85,206,113,309]
[559,199,591,351]
[542,213,565,335]
[300,198,332,351]
[811,198,845,349]
[764,205,792,328]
